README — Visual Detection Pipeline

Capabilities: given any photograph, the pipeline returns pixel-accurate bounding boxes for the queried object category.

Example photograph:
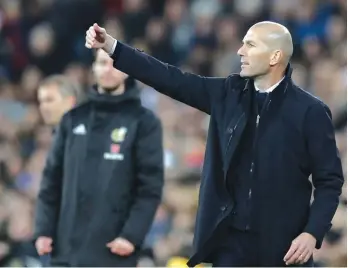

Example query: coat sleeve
[34,116,67,240]
[303,102,344,249]
[111,41,226,114]
[119,111,164,247]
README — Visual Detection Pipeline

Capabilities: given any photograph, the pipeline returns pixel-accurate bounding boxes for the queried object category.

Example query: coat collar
[243,63,293,105]
[87,84,141,111]
[244,62,292,85]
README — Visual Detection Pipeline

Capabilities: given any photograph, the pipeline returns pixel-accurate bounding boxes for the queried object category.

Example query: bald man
[85,22,343,267]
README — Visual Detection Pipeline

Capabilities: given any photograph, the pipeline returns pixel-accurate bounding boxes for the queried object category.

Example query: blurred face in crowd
[38,84,75,126]
[93,49,128,93]
[237,22,292,78]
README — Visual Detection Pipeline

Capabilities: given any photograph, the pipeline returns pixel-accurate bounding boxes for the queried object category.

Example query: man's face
[237,28,272,78]
[93,49,128,90]
[38,85,75,126]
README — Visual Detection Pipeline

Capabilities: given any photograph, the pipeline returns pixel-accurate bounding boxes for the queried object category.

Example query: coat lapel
[257,66,292,142]
[222,64,293,184]
[223,80,253,180]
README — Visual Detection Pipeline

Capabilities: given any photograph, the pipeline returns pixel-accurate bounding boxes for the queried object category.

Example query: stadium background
[0,0,346,266]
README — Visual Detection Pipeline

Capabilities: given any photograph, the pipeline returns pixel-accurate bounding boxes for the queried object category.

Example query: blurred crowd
[0,0,346,266]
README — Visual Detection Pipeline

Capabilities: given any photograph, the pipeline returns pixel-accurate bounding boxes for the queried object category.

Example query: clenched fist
[35,236,53,256]
[85,23,116,55]
[106,237,135,256]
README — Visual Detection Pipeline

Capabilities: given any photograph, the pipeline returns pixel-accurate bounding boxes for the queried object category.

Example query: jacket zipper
[250,96,271,175]
[243,96,271,230]
[225,112,245,156]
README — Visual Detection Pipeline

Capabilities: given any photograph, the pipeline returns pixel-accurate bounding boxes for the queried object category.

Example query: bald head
[238,21,294,79]
[250,21,293,65]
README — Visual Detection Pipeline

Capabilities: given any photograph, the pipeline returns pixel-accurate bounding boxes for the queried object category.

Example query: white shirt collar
[254,76,285,93]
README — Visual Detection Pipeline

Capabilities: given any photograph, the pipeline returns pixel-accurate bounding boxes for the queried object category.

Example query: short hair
[39,75,85,104]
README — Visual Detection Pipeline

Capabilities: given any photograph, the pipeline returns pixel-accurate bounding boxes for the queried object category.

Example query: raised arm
[85,23,226,114]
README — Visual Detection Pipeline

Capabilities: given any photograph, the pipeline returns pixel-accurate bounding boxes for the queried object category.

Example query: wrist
[103,35,116,55]
[304,232,316,241]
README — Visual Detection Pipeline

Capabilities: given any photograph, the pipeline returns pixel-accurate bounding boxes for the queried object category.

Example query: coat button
[245,225,250,230]
[220,205,227,212]
[250,162,254,173]
[227,128,233,134]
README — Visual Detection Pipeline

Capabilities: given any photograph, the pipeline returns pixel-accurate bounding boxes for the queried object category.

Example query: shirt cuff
[109,39,117,56]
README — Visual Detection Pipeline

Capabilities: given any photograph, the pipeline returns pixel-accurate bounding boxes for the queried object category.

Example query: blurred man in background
[34,48,164,266]
[37,75,85,127]
[36,75,84,266]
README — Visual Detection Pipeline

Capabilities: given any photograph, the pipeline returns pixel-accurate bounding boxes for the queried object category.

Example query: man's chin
[101,85,119,92]
[43,119,56,126]
[239,71,247,77]
[239,70,253,78]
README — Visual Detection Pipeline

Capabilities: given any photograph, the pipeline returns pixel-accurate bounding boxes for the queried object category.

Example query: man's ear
[270,50,282,66]
[92,62,96,75]
[68,95,77,107]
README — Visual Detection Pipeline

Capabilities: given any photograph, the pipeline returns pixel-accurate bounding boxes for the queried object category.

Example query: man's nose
[40,104,50,112]
[106,64,114,72]
[237,46,244,56]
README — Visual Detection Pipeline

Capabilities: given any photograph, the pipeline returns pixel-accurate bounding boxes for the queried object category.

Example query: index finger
[284,242,299,261]
[88,26,96,38]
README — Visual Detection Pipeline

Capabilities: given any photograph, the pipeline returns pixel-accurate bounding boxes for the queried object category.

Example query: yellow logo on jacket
[111,127,127,143]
